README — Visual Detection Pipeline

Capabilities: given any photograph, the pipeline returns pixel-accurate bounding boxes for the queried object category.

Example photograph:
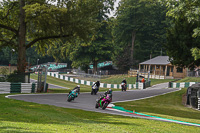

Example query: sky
[109,0,121,17]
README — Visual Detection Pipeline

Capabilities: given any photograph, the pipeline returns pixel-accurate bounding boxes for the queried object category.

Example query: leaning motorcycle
[95,94,112,110]
[121,82,126,91]
[67,90,78,102]
[91,84,98,95]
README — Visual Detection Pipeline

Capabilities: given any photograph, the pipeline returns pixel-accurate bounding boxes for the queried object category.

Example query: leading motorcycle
[67,90,78,102]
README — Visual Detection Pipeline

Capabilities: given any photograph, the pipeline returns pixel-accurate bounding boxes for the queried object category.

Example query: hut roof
[140,56,171,65]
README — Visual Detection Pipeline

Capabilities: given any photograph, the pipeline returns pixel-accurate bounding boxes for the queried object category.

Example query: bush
[0,67,9,75]
[0,77,6,82]
[6,71,25,82]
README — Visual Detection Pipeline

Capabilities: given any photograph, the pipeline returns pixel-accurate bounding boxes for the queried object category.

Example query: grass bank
[1,93,199,133]
[115,88,200,125]
[31,74,174,91]
[176,77,200,83]
[31,74,112,93]
[100,75,174,86]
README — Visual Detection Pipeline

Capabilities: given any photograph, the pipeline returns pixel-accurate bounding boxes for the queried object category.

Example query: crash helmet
[77,85,80,87]
[108,89,112,94]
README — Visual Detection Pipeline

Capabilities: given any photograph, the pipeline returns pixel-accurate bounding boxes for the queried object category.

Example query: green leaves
[113,0,167,70]
[191,47,200,61]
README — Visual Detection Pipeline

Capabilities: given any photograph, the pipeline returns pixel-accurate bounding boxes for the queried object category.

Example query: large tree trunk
[17,0,26,74]
[130,31,136,67]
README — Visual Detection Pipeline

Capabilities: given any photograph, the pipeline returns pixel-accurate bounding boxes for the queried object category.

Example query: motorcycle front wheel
[102,102,109,110]
[67,96,72,102]
[95,102,99,108]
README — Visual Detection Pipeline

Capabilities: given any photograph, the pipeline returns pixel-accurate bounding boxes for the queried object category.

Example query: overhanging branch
[26,34,72,49]
[0,24,18,34]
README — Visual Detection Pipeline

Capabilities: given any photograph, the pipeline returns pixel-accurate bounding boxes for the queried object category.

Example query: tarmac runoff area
[6,82,200,127]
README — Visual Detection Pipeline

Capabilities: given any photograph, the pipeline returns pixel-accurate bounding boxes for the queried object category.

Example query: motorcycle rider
[92,80,100,94]
[68,85,80,97]
[121,78,127,91]
[97,89,112,103]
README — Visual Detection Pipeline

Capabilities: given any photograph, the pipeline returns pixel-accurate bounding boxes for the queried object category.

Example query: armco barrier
[168,82,198,88]
[198,98,200,110]
[0,82,38,94]
[0,82,10,94]
[47,72,150,89]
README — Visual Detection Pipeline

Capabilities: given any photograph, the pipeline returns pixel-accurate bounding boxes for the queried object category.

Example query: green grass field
[176,77,200,83]
[30,74,118,93]
[99,75,175,86]
[1,89,200,133]
[30,74,174,92]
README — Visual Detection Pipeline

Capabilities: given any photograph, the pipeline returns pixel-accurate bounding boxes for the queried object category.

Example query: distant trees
[47,0,115,73]
[113,0,167,70]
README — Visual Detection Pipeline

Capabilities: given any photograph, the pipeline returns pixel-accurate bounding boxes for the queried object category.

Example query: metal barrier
[198,98,200,110]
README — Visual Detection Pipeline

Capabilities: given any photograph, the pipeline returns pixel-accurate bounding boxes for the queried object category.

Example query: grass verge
[115,88,200,125]
[176,77,200,83]
[31,74,174,92]
[1,93,200,133]
[30,74,114,93]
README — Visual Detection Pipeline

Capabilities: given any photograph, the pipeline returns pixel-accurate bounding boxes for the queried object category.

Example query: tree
[165,0,200,68]
[46,0,115,73]
[69,21,114,73]
[166,0,200,38]
[113,0,167,70]
[0,0,103,74]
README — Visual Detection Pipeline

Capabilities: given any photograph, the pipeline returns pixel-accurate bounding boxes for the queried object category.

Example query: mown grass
[115,88,200,125]
[176,77,200,83]
[31,74,114,93]
[100,75,174,86]
[1,93,200,133]
[31,74,174,92]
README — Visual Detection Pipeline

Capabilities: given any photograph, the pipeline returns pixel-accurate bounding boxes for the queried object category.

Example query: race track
[6,83,180,118]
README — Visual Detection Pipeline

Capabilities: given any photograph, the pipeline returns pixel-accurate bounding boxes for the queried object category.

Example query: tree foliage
[165,0,200,68]
[0,0,104,73]
[113,0,167,70]
[46,0,115,73]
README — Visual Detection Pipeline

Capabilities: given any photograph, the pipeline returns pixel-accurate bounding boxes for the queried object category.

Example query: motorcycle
[91,84,98,95]
[95,94,112,110]
[121,82,126,91]
[67,90,78,102]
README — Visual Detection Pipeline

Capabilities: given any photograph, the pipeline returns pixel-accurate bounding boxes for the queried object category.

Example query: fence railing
[48,72,149,89]
[187,70,200,77]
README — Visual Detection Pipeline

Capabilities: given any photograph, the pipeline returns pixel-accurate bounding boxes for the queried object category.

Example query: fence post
[31,83,35,93]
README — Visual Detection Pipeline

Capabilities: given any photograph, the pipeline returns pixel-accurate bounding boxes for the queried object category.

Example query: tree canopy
[165,0,200,68]
[113,0,167,70]
[0,0,105,73]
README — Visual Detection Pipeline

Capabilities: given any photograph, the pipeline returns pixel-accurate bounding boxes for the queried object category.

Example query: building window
[171,67,173,72]
[177,67,183,73]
